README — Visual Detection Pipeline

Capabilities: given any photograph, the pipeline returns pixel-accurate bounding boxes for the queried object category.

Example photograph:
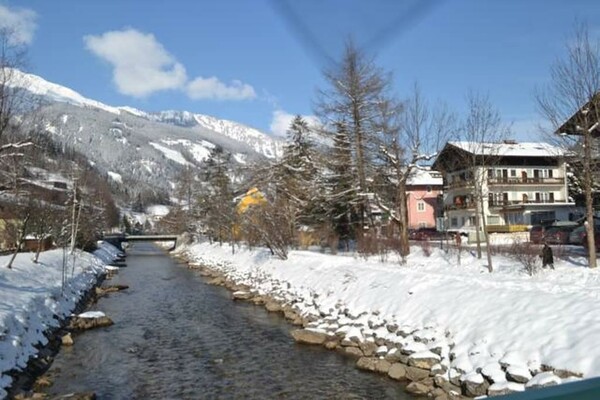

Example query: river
[44,242,410,399]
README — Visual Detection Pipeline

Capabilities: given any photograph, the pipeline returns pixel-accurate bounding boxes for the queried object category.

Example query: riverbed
[43,242,410,399]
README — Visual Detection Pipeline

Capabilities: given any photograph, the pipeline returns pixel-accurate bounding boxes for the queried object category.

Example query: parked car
[529,225,545,244]
[542,225,577,245]
[530,221,578,244]
[569,225,586,245]
[409,227,445,241]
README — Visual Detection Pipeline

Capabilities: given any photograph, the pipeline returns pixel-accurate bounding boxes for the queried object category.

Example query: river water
[45,242,410,399]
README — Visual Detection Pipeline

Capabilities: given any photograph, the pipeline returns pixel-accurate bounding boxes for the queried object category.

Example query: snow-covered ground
[182,241,600,385]
[0,247,109,398]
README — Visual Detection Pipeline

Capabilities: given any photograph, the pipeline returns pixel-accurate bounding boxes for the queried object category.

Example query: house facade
[432,141,577,233]
[406,168,443,229]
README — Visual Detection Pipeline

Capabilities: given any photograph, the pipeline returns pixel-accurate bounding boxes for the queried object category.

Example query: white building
[432,140,577,232]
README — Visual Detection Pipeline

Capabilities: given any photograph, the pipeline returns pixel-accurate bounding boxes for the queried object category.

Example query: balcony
[488,199,570,208]
[444,180,473,189]
[444,203,476,211]
[487,177,565,185]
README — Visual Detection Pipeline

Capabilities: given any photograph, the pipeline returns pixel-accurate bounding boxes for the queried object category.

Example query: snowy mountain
[7,69,284,196]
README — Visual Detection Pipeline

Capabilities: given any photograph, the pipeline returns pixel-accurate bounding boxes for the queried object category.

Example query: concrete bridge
[103,233,178,251]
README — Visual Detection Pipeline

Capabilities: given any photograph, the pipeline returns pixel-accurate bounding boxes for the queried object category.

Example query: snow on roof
[406,167,443,186]
[449,141,564,157]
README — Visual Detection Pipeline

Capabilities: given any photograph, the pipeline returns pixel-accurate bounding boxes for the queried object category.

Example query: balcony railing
[444,203,476,211]
[444,180,473,189]
[488,177,565,185]
[488,199,569,208]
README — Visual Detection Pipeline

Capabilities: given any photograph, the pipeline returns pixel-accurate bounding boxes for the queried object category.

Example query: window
[469,216,476,226]
[451,217,458,227]
[511,169,516,177]
[417,201,426,212]
[536,192,554,203]
[426,185,432,193]
[461,217,466,226]
[506,212,524,225]
[488,215,500,224]
[531,211,556,225]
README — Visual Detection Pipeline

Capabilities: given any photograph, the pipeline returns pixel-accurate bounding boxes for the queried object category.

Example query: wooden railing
[488,199,569,207]
[444,203,476,211]
[488,177,565,185]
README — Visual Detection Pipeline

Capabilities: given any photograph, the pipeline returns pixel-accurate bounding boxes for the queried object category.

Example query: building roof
[555,92,600,137]
[447,141,565,157]
[406,167,443,186]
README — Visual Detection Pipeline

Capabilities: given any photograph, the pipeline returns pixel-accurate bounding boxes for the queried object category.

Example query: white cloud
[187,76,256,100]
[84,28,257,101]
[0,4,37,45]
[270,109,320,137]
[84,28,187,97]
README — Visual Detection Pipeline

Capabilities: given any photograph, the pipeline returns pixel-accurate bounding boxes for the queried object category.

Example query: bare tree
[454,91,508,272]
[377,84,455,257]
[0,28,31,166]
[316,40,395,229]
[536,23,600,268]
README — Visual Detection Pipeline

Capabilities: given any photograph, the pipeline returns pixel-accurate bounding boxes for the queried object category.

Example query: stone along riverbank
[181,258,461,400]
[178,242,587,400]
[38,242,411,399]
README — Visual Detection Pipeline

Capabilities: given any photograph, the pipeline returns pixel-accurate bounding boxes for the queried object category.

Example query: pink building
[406,168,443,229]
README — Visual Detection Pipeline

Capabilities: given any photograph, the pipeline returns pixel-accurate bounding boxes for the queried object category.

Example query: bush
[511,240,541,276]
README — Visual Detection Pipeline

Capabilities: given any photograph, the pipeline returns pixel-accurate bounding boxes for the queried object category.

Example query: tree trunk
[397,185,410,257]
[34,238,42,263]
[479,192,494,272]
[584,131,597,268]
[6,214,29,269]
[474,198,482,259]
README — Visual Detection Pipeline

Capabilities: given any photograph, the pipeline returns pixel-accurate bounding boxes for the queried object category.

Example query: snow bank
[0,248,106,398]
[184,242,600,381]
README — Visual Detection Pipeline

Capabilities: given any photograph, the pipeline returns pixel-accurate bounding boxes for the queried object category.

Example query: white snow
[44,123,57,134]
[159,139,218,164]
[8,68,120,115]
[107,171,122,184]
[146,204,170,217]
[149,142,189,165]
[525,371,562,388]
[449,141,565,157]
[182,241,600,381]
[233,153,247,164]
[0,247,106,397]
[407,167,443,186]
[118,106,148,118]
[138,159,155,174]
[77,311,106,319]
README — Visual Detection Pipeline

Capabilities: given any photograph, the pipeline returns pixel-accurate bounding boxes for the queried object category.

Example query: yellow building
[237,187,267,214]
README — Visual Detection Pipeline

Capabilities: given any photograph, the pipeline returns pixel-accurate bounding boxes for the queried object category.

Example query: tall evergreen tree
[271,116,319,235]
[324,122,358,245]
[198,146,236,244]
[316,41,397,228]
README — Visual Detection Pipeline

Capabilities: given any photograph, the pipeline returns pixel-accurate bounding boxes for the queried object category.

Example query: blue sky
[3,0,600,138]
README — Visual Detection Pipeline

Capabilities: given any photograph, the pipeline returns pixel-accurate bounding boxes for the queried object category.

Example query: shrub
[511,240,541,276]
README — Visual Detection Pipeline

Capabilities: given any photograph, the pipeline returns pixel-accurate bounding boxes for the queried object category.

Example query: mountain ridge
[8,68,284,160]
[6,69,284,199]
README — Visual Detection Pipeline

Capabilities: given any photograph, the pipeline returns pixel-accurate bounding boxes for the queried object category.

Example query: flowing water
[45,242,410,399]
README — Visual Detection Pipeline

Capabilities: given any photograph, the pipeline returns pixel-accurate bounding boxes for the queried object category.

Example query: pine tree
[316,41,395,228]
[198,146,236,244]
[271,116,319,238]
[324,123,359,247]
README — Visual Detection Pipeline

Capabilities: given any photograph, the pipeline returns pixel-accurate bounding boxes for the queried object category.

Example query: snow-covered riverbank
[181,240,600,397]
[0,247,110,398]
